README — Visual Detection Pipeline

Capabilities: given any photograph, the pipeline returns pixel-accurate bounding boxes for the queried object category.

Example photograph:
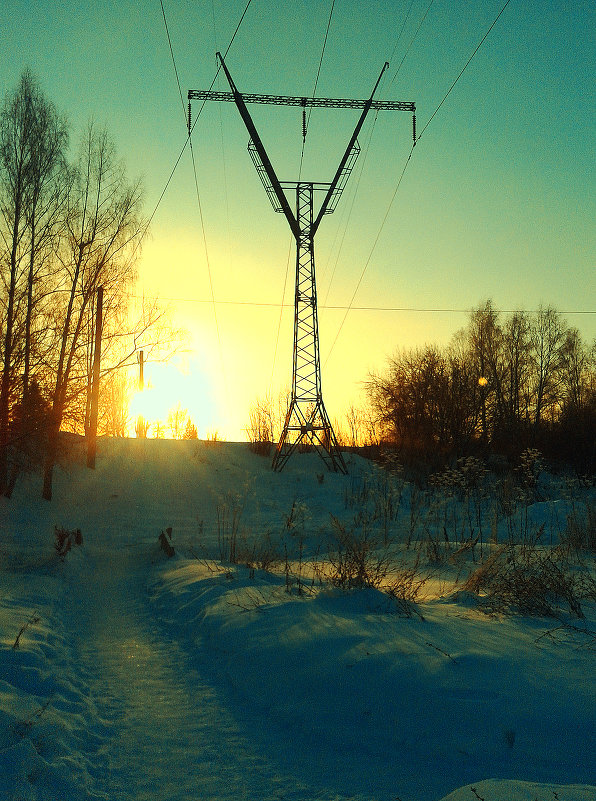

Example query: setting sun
[127,359,225,439]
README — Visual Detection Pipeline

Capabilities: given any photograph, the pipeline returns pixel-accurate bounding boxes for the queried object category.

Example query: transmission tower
[189,54,415,473]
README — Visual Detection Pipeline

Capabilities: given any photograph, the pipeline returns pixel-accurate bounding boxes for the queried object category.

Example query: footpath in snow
[0,437,595,801]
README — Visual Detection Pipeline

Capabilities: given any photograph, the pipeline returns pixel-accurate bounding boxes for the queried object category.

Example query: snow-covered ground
[1,437,594,801]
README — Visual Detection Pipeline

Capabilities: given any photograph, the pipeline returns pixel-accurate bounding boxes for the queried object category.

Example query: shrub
[562,503,596,552]
[238,531,282,573]
[462,534,591,618]
[385,558,429,616]
[158,527,175,557]
[246,396,275,456]
[321,516,390,590]
[216,492,245,563]
[183,419,198,439]
[54,526,83,560]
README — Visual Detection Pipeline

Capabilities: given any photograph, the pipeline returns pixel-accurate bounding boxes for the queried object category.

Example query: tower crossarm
[312,61,390,235]
[212,52,301,240]
[188,56,416,240]
[188,89,415,113]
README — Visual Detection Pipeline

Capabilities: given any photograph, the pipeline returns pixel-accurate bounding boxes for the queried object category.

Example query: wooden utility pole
[86,286,103,468]
[135,350,146,438]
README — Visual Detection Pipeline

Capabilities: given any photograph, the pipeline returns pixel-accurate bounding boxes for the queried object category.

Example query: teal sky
[2,0,595,438]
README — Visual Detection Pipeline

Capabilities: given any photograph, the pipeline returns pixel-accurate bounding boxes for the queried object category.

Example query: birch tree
[530,305,567,428]
[42,122,145,499]
[0,70,67,493]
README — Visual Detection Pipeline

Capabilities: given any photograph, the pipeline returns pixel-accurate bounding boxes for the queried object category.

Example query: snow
[0,437,594,801]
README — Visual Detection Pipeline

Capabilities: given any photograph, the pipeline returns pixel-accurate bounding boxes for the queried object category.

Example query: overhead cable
[126,294,595,316]
[416,0,513,142]
[160,0,186,117]
[388,0,416,66]
[389,0,435,86]
[270,0,336,390]
[131,0,253,267]
[304,0,336,138]
[325,0,515,366]
[323,144,415,367]
[159,0,255,401]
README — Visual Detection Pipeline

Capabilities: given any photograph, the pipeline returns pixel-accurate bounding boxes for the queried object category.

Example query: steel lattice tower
[272,181,345,471]
[189,54,415,473]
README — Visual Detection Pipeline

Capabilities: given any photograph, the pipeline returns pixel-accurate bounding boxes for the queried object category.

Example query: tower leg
[272,184,346,474]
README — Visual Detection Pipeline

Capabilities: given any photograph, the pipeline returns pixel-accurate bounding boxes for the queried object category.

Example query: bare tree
[0,71,67,493]
[367,345,456,455]
[246,390,290,455]
[81,291,173,433]
[101,370,132,437]
[167,403,188,439]
[559,328,593,411]
[502,310,531,431]
[367,302,594,466]
[530,305,567,428]
[0,71,37,490]
[42,122,145,499]
[246,394,275,454]
[467,300,508,440]
[183,418,198,439]
[344,404,363,448]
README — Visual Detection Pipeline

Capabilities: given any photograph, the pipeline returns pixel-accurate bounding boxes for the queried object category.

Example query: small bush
[320,516,389,590]
[517,447,544,501]
[217,492,245,563]
[246,396,275,456]
[238,531,282,573]
[385,559,429,616]
[54,526,82,560]
[158,527,175,558]
[463,535,591,618]
[562,503,596,552]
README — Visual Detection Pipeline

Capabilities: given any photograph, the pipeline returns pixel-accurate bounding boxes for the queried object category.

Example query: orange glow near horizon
[126,359,235,441]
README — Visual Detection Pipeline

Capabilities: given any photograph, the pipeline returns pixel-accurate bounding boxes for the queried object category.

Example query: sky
[2,0,595,439]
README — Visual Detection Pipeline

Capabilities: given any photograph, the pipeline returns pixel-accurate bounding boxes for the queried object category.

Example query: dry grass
[462,533,595,618]
[562,503,596,552]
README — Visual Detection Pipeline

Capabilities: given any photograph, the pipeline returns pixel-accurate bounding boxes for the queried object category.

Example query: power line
[270,235,294,389]
[305,0,336,138]
[142,0,254,246]
[188,139,226,378]
[322,110,380,306]
[158,0,228,397]
[388,0,416,66]
[417,0,513,142]
[323,143,415,366]
[389,0,434,87]
[160,0,186,119]
[153,0,255,401]
[324,0,516,366]
[126,295,596,316]
[270,0,336,391]
[221,0,253,62]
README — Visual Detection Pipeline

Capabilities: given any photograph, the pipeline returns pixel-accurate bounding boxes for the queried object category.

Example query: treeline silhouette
[0,71,171,499]
[366,301,595,472]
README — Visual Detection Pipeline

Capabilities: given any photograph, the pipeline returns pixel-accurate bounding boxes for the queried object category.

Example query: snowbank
[1,438,594,800]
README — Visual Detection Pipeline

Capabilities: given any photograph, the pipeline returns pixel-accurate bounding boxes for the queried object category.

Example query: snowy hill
[1,437,595,801]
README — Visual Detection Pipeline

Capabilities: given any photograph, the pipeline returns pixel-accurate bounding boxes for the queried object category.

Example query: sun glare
[129,385,164,424]
[126,359,228,439]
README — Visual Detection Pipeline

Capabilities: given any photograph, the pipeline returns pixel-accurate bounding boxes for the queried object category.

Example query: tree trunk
[0,229,21,493]
[42,412,61,501]
[86,286,103,469]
